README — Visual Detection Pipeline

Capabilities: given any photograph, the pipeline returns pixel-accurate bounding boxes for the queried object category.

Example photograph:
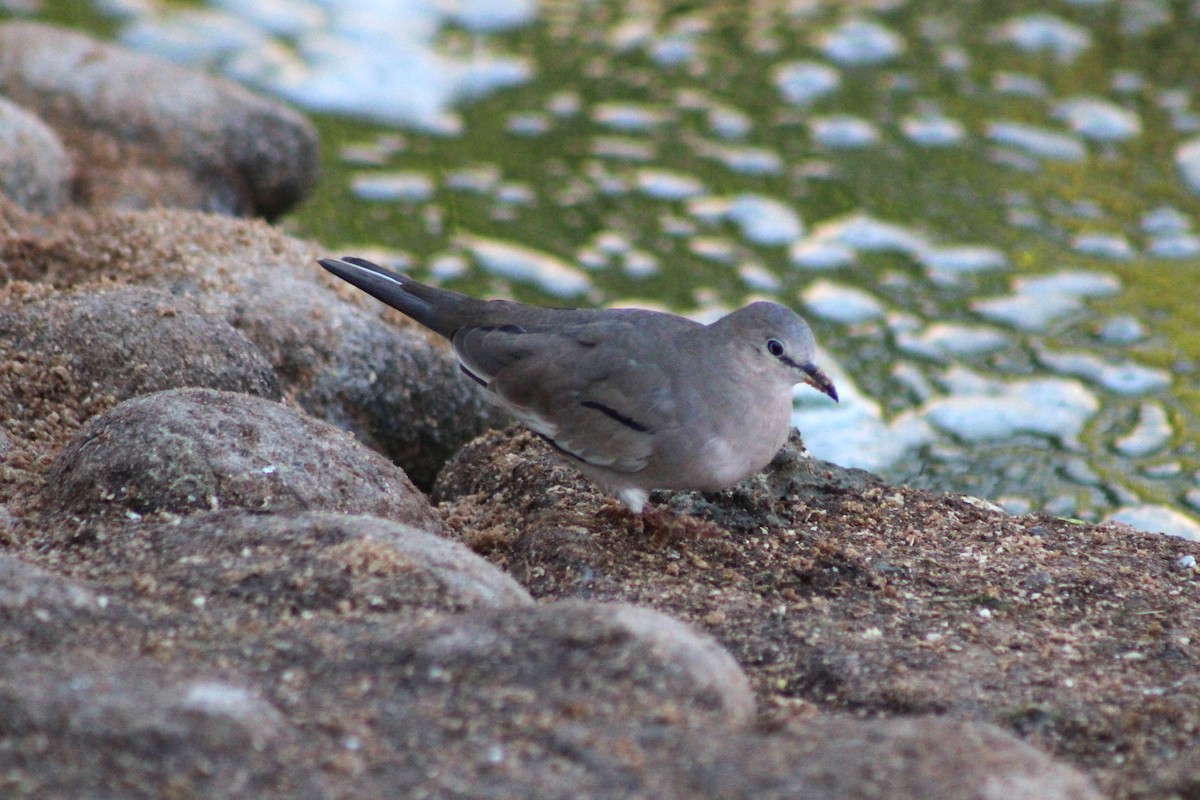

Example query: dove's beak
[801,365,839,403]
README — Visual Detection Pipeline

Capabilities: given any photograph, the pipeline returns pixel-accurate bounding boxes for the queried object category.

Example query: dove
[320,256,837,513]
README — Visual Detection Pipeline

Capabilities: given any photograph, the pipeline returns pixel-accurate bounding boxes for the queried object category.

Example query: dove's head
[714,301,838,402]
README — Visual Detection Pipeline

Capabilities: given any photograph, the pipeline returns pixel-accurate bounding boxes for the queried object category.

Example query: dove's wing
[451,320,677,474]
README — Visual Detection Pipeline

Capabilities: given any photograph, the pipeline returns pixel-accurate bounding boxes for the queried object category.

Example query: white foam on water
[992,72,1049,98]
[917,245,1008,283]
[591,137,657,162]
[1071,232,1136,260]
[125,1,537,133]
[987,121,1087,162]
[1054,96,1143,141]
[738,263,781,292]
[506,113,551,136]
[457,234,590,297]
[725,195,804,246]
[1175,137,1200,196]
[649,30,700,68]
[922,366,1099,447]
[788,239,855,270]
[350,171,435,202]
[210,0,326,37]
[900,113,966,147]
[692,141,784,176]
[592,102,670,133]
[810,115,881,149]
[1036,349,1172,395]
[1115,402,1172,456]
[621,250,659,278]
[1148,234,1200,259]
[1098,315,1145,344]
[1104,505,1200,540]
[773,60,841,106]
[121,7,271,64]
[707,105,752,139]
[687,236,737,263]
[897,323,1009,360]
[972,270,1120,331]
[635,169,705,200]
[1140,205,1192,235]
[428,253,469,281]
[818,18,905,66]
[993,13,1093,62]
[806,213,930,254]
[801,280,886,324]
[793,352,934,474]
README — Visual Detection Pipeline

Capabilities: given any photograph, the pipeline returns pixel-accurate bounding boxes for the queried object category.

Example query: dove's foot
[642,506,726,545]
[599,500,724,545]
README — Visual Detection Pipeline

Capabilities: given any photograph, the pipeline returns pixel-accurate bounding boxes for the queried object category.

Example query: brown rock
[0,283,281,404]
[0,22,317,218]
[397,600,756,730]
[639,715,1101,800]
[0,654,321,799]
[436,426,1200,798]
[0,95,70,214]
[0,543,1104,800]
[75,510,531,616]
[42,387,446,533]
[257,599,754,797]
[0,554,109,653]
[0,552,100,614]
[8,209,501,488]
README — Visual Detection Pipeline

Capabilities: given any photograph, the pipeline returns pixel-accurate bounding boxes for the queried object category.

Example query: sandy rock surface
[43,387,447,533]
[0,283,282,402]
[437,429,1199,800]
[2,208,503,488]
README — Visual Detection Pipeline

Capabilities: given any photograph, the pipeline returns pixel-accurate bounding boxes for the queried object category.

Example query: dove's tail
[319,256,469,338]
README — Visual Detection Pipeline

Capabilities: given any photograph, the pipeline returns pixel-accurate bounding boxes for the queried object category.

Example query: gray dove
[319,256,838,514]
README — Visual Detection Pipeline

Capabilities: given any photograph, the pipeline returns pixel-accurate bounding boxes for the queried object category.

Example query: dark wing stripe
[535,432,586,464]
[580,400,650,433]
[459,364,488,387]
[455,324,526,336]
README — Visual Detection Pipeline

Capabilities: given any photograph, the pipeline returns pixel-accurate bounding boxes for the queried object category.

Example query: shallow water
[23,0,1200,538]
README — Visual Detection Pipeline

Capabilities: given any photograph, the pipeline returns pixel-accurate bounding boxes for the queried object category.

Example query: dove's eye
[766,338,785,357]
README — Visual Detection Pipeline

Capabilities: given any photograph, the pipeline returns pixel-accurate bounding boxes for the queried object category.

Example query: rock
[0,553,100,614]
[640,715,1100,800]
[77,511,531,615]
[291,300,506,490]
[0,305,136,489]
[0,190,36,241]
[0,397,1144,799]
[0,547,1102,799]
[264,600,755,797]
[10,209,502,488]
[435,424,1200,797]
[0,95,69,214]
[435,426,600,512]
[0,22,317,218]
[0,554,110,654]
[0,654,320,799]
[42,387,447,533]
[0,284,281,404]
[396,600,755,730]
